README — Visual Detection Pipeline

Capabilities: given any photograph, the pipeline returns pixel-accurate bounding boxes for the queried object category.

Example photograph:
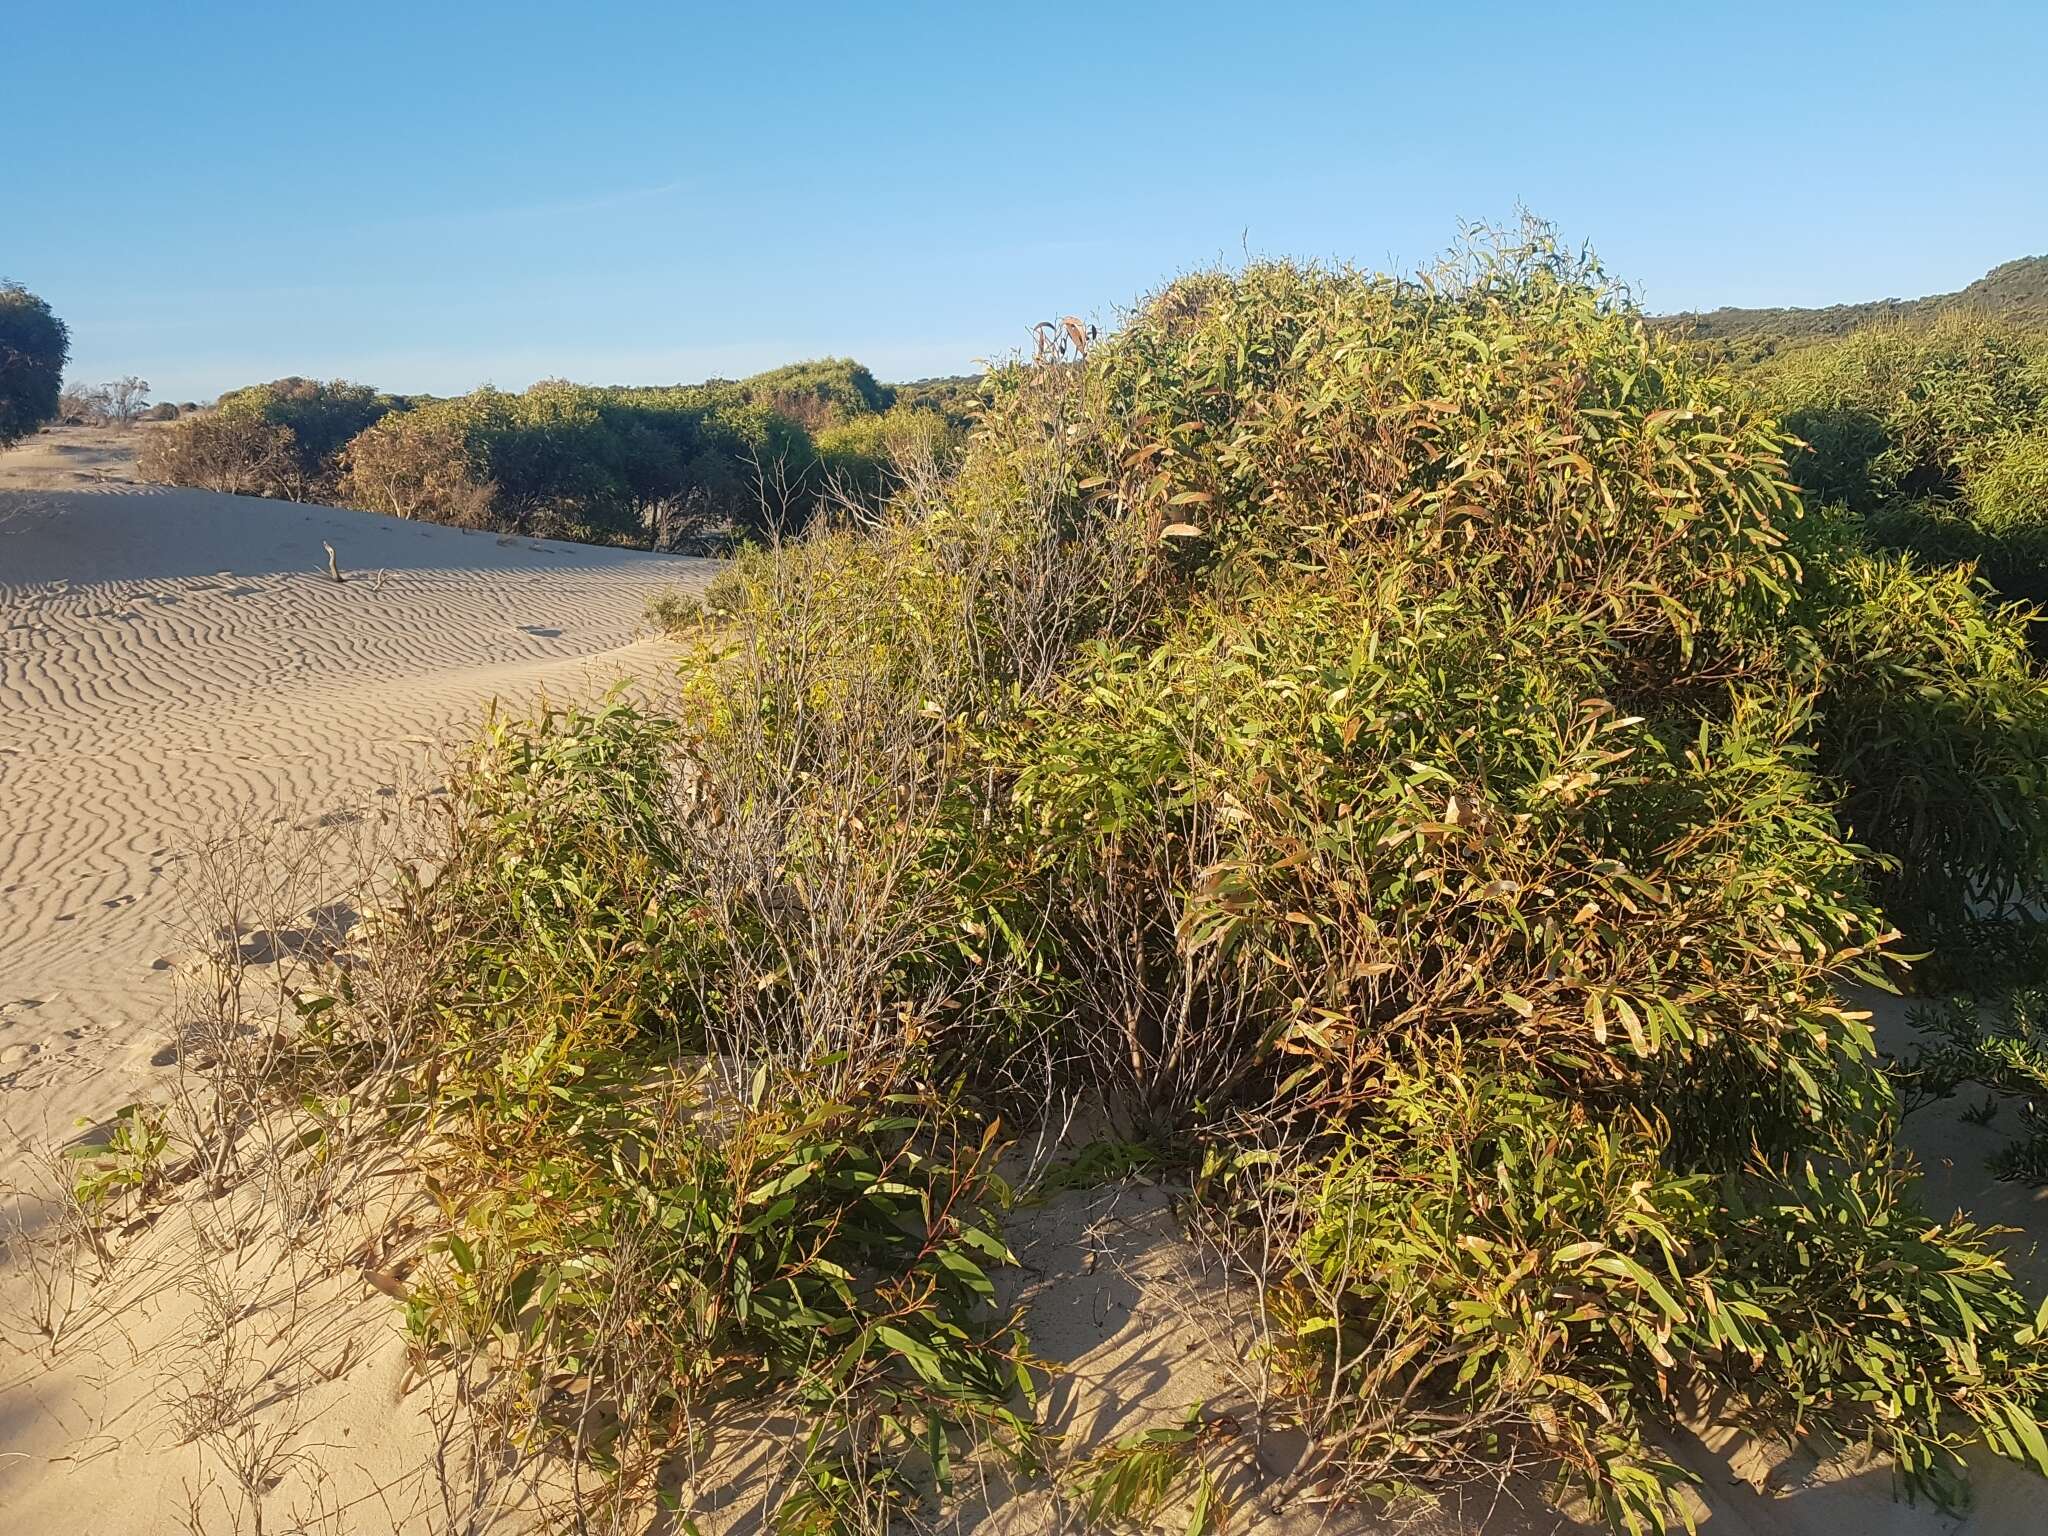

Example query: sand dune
[0,484,709,1152]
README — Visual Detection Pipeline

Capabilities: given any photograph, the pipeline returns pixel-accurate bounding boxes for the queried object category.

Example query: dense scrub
[0,281,70,447]
[1756,318,2048,613]
[136,378,395,497]
[122,233,2048,1534]
[218,377,401,499]
[139,357,967,549]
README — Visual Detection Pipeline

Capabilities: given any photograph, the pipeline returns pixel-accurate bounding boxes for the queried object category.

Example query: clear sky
[6,1,2044,401]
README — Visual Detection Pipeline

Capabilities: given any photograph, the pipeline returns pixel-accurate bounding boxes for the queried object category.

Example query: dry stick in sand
[322,542,346,584]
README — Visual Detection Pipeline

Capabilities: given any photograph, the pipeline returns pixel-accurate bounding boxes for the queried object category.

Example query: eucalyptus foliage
[281,229,2048,1533]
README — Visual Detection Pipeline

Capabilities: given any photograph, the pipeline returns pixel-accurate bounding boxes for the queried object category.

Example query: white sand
[2,459,2045,1533]
[0,482,710,1156]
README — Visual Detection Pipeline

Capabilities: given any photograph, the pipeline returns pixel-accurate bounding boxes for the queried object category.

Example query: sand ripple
[0,487,707,1146]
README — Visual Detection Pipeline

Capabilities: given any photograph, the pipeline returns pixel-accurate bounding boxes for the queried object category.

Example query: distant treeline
[1659,254,2048,364]
[137,362,986,550]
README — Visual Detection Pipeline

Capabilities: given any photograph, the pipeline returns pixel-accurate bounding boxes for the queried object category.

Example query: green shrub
[137,411,298,496]
[647,236,2048,1520]
[369,703,1036,1517]
[196,229,2048,1532]
[1807,551,2048,939]
[1765,317,2048,512]
[1763,320,2048,619]
[1211,1053,2048,1527]
[115,355,922,546]
[215,377,398,498]
[642,587,703,635]
[728,356,893,429]
[335,406,497,526]
[142,377,400,500]
[0,282,70,448]
[816,406,964,499]
[340,379,817,543]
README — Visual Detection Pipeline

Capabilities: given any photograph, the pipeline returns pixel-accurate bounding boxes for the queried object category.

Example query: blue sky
[6,1,2044,401]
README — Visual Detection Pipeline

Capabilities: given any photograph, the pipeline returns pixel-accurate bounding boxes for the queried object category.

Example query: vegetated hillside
[137,357,977,550]
[1662,254,2048,361]
[889,372,986,426]
[112,227,2048,1535]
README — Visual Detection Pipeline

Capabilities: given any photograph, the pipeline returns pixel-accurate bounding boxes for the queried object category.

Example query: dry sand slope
[0,483,711,1152]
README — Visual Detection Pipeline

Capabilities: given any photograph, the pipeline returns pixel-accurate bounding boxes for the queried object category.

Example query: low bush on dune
[217,377,401,499]
[338,381,797,544]
[99,229,2048,1534]
[137,409,300,495]
[730,355,894,428]
[140,355,964,550]
[140,377,398,500]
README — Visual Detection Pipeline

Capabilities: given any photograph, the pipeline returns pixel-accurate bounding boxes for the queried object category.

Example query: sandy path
[0,484,708,1151]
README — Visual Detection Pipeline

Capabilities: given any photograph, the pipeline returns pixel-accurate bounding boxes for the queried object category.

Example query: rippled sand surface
[0,484,708,1149]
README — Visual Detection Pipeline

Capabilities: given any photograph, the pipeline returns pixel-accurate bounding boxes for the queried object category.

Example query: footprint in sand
[0,1041,41,1068]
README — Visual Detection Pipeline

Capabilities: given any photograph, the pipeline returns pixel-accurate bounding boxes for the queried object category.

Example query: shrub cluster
[137,378,395,499]
[1764,317,2048,611]
[341,381,804,544]
[1805,547,2048,939]
[140,357,970,548]
[141,231,2048,1533]
[218,377,399,499]
[137,410,298,495]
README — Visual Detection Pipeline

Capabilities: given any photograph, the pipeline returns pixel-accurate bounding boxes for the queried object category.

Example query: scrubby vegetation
[1805,546,2048,941]
[1666,254,2048,363]
[0,281,71,447]
[1758,318,2048,613]
[340,380,804,544]
[90,227,2048,1536]
[215,377,400,499]
[139,357,972,549]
